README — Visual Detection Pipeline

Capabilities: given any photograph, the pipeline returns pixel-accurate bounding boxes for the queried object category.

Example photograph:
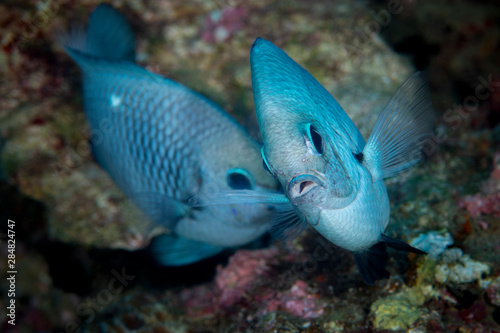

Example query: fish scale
[61,4,277,265]
[80,62,270,217]
[84,73,186,196]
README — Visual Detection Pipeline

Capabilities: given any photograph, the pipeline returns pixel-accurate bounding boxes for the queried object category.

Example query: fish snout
[287,174,325,205]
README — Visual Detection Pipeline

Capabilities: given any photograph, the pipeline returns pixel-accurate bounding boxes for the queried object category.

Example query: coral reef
[435,248,490,284]
[368,0,500,114]
[371,240,494,331]
[272,280,325,319]
[181,248,280,317]
[1,0,500,332]
[371,286,429,331]
[483,276,500,306]
[460,151,500,218]
[410,230,454,258]
[0,0,412,250]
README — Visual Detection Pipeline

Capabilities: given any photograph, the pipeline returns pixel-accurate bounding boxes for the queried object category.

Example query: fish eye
[226,168,254,190]
[304,124,324,155]
[353,152,364,163]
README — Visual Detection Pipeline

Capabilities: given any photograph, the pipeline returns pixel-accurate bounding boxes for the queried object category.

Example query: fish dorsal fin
[59,4,135,62]
[362,72,435,182]
[61,46,163,87]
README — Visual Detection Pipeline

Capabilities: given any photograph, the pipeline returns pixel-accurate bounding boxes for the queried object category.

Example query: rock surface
[1,0,500,332]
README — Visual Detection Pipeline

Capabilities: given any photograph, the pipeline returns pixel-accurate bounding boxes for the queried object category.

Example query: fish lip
[287,173,326,203]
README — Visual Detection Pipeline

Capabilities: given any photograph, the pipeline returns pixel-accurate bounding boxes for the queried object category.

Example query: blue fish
[60,5,277,265]
[205,38,434,285]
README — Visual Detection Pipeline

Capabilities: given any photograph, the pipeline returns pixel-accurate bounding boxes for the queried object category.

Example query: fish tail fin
[150,234,225,266]
[58,3,135,63]
[354,234,425,285]
[362,72,435,182]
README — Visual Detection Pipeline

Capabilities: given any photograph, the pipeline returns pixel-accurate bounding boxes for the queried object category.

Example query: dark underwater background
[1,0,500,332]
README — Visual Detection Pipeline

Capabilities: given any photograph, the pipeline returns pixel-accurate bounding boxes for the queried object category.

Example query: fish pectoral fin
[150,234,224,266]
[188,189,306,242]
[189,189,290,207]
[381,234,426,254]
[361,72,435,182]
[353,242,390,285]
[269,207,308,242]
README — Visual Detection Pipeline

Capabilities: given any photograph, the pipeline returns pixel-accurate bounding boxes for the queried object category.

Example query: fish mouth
[287,174,325,203]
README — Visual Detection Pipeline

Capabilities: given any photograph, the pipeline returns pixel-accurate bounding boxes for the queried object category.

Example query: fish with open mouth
[202,37,435,285]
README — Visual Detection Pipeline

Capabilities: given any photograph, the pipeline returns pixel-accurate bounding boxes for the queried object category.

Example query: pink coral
[180,248,279,317]
[260,281,325,319]
[460,193,500,217]
[460,151,500,217]
[276,280,325,319]
[201,7,247,43]
[485,277,500,306]
[180,248,325,320]
[180,284,217,317]
[216,248,279,307]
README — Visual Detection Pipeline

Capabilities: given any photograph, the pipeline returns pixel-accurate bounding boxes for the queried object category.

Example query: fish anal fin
[354,234,426,285]
[381,234,426,254]
[150,234,224,266]
[353,242,390,285]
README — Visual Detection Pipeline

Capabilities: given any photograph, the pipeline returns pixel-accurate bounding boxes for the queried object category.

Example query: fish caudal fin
[354,234,425,285]
[362,72,435,182]
[58,3,135,62]
[150,234,225,266]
